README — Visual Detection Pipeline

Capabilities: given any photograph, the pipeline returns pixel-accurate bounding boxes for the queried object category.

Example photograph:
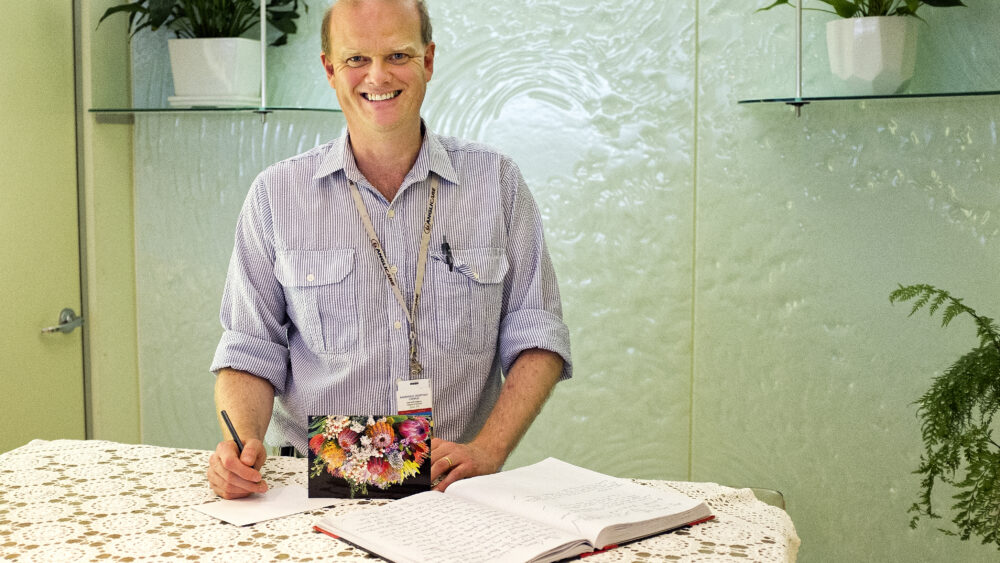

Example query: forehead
[328,0,423,53]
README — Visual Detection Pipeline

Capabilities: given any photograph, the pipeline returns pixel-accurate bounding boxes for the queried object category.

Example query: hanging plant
[891,284,1000,548]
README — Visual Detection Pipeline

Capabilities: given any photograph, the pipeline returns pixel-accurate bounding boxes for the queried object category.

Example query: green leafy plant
[757,0,966,18]
[890,284,1000,549]
[99,0,308,46]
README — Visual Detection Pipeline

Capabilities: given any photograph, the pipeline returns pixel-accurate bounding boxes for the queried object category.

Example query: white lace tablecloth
[0,440,799,562]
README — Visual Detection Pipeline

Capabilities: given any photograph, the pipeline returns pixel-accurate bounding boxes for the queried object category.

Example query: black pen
[442,236,453,271]
[220,410,244,456]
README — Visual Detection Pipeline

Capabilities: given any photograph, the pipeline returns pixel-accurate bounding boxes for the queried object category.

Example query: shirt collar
[312,120,459,188]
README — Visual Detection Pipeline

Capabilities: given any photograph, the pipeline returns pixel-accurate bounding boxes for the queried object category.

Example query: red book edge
[314,525,339,539]
[314,525,391,560]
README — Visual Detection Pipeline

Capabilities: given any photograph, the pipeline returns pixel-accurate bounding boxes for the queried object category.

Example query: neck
[348,120,424,201]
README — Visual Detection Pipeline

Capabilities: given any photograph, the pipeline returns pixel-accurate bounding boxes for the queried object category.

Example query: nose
[366,58,391,86]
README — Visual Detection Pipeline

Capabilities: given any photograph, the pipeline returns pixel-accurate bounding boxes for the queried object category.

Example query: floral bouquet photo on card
[307,415,432,499]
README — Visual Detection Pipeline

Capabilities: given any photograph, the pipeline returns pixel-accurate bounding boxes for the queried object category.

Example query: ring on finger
[443,456,453,469]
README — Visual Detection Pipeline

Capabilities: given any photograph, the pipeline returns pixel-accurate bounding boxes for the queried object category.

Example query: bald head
[322,0,432,57]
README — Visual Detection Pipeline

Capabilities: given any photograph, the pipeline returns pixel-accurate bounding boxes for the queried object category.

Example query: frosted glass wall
[130,1,1000,560]
[697,3,999,561]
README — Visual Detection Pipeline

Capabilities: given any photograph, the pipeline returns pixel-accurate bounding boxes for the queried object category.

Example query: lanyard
[348,177,439,377]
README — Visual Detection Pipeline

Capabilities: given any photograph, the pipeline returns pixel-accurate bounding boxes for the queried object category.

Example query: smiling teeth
[367,91,399,101]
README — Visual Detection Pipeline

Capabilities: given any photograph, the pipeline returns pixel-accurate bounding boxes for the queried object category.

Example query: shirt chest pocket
[432,248,507,353]
[275,249,358,354]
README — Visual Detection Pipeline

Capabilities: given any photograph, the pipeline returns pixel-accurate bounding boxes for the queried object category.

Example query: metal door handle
[41,308,84,334]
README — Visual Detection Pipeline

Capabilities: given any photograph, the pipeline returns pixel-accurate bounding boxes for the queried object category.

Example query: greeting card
[307,414,432,499]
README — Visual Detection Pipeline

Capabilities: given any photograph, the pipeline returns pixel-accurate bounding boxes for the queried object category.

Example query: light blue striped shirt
[211,126,572,454]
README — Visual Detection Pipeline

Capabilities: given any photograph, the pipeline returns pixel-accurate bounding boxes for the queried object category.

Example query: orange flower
[410,440,429,465]
[321,442,345,466]
[309,433,325,454]
[367,420,396,450]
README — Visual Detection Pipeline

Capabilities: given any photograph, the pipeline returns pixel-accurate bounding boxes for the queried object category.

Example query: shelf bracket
[785,99,809,117]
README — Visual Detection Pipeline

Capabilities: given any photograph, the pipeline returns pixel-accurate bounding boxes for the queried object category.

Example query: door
[0,2,85,452]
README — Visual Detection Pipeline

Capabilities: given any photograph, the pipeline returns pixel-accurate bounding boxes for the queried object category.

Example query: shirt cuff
[498,309,573,380]
[210,331,290,393]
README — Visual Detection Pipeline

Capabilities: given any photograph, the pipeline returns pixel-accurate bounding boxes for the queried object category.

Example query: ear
[423,42,435,82]
[321,52,337,89]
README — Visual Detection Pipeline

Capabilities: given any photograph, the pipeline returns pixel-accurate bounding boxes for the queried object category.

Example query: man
[207,0,571,499]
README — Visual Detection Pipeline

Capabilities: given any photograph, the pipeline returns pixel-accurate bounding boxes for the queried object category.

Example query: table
[0,440,799,562]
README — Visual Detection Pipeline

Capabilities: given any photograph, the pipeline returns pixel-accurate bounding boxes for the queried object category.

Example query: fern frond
[890,283,926,304]
[929,291,950,316]
[892,284,1000,549]
[911,291,934,317]
[942,301,967,327]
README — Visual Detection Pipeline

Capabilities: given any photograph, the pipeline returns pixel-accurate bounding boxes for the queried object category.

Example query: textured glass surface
[129,1,1000,561]
[133,112,345,450]
[698,1,1000,561]
[421,0,696,481]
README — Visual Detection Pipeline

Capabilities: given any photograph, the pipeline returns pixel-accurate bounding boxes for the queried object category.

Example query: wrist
[467,436,509,472]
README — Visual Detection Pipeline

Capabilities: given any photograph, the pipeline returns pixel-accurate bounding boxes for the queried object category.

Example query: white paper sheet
[192,485,339,526]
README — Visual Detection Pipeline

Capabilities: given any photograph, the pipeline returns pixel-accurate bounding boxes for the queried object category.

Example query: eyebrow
[338,43,422,58]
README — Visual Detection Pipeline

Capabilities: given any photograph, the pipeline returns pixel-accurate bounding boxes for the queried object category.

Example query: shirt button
[472,272,479,280]
[387,209,395,218]
[306,273,315,282]
[389,265,398,274]
[394,321,402,330]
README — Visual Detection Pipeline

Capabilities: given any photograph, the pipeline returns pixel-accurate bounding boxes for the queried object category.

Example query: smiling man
[207,0,572,499]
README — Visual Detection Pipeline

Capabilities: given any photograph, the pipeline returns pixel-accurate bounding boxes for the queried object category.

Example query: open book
[314,457,713,563]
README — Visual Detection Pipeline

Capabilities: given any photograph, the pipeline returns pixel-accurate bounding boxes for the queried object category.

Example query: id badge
[396,378,432,417]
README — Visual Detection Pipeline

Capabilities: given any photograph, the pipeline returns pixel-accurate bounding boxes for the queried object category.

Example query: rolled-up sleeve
[497,160,572,380]
[210,176,291,393]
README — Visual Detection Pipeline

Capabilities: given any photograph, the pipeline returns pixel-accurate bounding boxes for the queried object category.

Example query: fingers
[207,439,268,499]
[430,438,455,485]
[433,460,472,492]
[241,439,268,471]
[430,439,497,492]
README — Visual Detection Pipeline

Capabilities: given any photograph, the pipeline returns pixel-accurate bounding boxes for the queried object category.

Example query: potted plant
[890,284,1000,548]
[758,1,966,95]
[99,0,309,106]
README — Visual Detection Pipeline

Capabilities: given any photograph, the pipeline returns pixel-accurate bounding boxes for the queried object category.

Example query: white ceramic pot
[167,38,261,107]
[826,16,919,95]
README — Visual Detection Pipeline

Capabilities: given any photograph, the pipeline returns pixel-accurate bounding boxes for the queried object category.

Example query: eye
[387,53,412,65]
[346,56,368,68]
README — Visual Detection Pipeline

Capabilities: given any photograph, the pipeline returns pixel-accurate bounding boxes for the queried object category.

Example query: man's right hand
[207,438,269,499]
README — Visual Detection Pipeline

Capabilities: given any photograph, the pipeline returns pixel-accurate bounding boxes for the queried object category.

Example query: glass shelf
[739,89,1000,106]
[745,5,1000,115]
[89,106,342,115]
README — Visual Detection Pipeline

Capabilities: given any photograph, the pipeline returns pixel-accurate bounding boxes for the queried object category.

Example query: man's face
[321,0,434,139]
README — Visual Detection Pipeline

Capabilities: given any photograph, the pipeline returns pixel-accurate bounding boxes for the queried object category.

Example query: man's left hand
[430,437,505,491]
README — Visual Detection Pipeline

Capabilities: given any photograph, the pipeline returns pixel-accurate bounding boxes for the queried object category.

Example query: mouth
[363,90,402,102]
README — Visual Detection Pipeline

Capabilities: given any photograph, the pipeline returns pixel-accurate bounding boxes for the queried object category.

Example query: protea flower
[397,417,430,442]
[367,456,391,478]
[337,428,359,449]
[367,420,396,450]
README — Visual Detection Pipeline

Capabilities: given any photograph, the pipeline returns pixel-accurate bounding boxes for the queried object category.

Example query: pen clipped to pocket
[441,235,453,271]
